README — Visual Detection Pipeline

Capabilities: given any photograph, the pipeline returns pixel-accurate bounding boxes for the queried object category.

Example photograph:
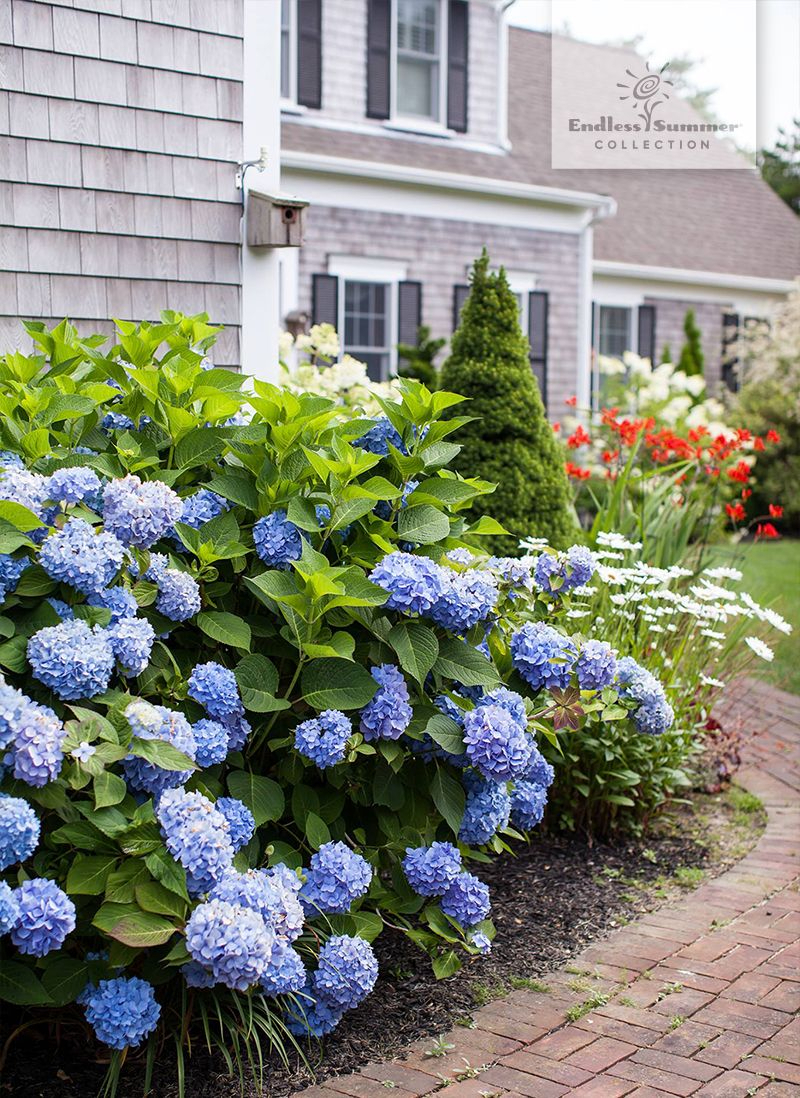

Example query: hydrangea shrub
[0,316,673,1090]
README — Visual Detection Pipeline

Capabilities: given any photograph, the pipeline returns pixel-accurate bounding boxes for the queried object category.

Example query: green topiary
[678,308,705,376]
[440,252,579,553]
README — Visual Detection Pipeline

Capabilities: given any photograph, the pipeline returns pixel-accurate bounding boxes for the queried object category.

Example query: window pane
[598,306,631,358]
[280,0,291,99]
[397,58,438,118]
[397,0,438,54]
[396,0,440,119]
[343,281,391,382]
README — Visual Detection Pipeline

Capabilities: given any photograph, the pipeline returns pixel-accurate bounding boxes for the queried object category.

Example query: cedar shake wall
[298,204,582,412]
[0,0,244,364]
[643,297,732,393]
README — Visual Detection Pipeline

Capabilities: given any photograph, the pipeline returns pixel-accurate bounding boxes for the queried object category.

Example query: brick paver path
[296,679,799,1098]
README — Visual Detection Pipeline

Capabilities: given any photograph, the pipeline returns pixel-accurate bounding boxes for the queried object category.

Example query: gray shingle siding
[0,0,244,363]
[643,297,730,393]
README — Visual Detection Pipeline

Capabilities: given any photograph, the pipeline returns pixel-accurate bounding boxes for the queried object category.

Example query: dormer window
[396,0,444,122]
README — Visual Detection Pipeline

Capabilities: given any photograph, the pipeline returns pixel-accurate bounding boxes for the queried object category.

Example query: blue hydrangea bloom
[182,960,216,989]
[101,412,135,431]
[38,519,125,594]
[221,712,252,753]
[0,467,49,521]
[192,718,230,767]
[46,598,74,620]
[374,479,418,521]
[107,617,155,677]
[440,873,491,928]
[371,552,445,615]
[156,787,234,896]
[482,687,527,727]
[0,554,30,600]
[285,980,343,1037]
[11,878,76,956]
[487,556,535,590]
[0,451,24,470]
[122,701,196,796]
[102,474,183,549]
[188,661,244,721]
[295,710,352,769]
[458,779,511,845]
[46,467,102,506]
[354,417,405,456]
[215,797,255,852]
[265,865,305,944]
[435,693,466,727]
[520,745,554,790]
[312,935,378,1012]
[178,490,229,531]
[616,656,675,736]
[300,841,372,915]
[566,544,596,587]
[154,567,201,621]
[253,511,304,569]
[462,702,532,783]
[28,619,114,700]
[359,664,412,742]
[510,781,548,830]
[8,698,66,787]
[0,880,19,934]
[260,942,306,997]
[0,794,40,869]
[83,976,161,1049]
[534,545,596,595]
[429,570,499,634]
[576,639,617,691]
[210,869,280,922]
[87,586,138,623]
[402,842,462,897]
[185,898,274,990]
[470,931,492,954]
[0,678,26,753]
[511,622,577,692]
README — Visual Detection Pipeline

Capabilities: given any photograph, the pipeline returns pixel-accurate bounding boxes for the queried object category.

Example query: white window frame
[280,0,298,107]
[389,0,450,134]
[592,302,636,411]
[328,256,409,381]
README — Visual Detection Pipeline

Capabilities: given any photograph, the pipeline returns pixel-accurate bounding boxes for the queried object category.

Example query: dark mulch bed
[1,793,759,1098]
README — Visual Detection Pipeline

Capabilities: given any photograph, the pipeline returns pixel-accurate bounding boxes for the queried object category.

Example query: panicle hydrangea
[82,977,161,1050]
[510,781,548,829]
[354,417,404,455]
[87,586,138,622]
[359,664,412,742]
[458,779,511,845]
[154,567,202,622]
[46,467,102,506]
[402,842,462,897]
[440,873,491,928]
[28,619,114,701]
[511,622,577,691]
[616,656,675,735]
[38,519,125,594]
[107,617,155,677]
[122,701,196,795]
[102,475,183,549]
[521,745,554,790]
[10,878,76,956]
[285,980,343,1037]
[576,639,617,691]
[300,841,372,915]
[429,569,499,634]
[185,898,274,990]
[253,511,304,569]
[462,702,531,783]
[214,798,255,851]
[0,794,40,869]
[370,551,444,615]
[0,880,19,934]
[260,942,307,997]
[156,787,234,895]
[188,661,244,721]
[178,489,229,531]
[0,554,30,600]
[295,710,352,769]
[9,698,66,786]
[192,718,230,767]
[312,935,378,1012]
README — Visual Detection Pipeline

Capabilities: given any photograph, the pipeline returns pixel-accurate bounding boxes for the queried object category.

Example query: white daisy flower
[744,636,774,661]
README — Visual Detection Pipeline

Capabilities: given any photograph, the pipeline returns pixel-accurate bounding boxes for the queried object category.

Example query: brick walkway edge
[294,678,800,1098]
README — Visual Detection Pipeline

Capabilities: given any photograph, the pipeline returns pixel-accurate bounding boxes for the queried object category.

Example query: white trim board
[328,255,409,282]
[593,261,796,296]
[592,274,786,317]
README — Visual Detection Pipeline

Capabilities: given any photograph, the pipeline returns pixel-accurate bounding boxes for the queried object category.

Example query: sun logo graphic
[617,61,673,131]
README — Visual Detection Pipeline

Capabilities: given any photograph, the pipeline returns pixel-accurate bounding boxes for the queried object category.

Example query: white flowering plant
[0,316,687,1093]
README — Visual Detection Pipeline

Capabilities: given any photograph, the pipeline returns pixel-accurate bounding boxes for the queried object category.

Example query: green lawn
[704,538,800,694]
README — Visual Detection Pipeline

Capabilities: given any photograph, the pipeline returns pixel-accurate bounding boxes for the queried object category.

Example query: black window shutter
[297,0,322,109]
[447,0,469,132]
[397,281,422,346]
[453,284,469,330]
[366,0,391,120]
[721,312,740,392]
[312,274,339,327]
[637,304,656,363]
[528,291,548,409]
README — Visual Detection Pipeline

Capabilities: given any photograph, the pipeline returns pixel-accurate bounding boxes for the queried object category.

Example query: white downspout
[577,199,616,412]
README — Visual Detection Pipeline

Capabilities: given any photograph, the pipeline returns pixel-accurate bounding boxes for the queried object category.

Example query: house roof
[282,28,800,283]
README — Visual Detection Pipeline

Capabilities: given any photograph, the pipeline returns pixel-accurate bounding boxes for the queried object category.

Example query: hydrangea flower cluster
[295,710,352,769]
[510,781,548,829]
[27,619,114,701]
[178,489,229,532]
[616,656,675,735]
[534,545,596,595]
[260,942,306,997]
[462,698,531,782]
[156,787,233,895]
[47,466,101,506]
[39,519,125,594]
[312,934,378,1012]
[0,794,40,869]
[192,718,230,767]
[88,586,138,623]
[185,898,274,990]
[359,664,412,741]
[187,661,250,751]
[0,880,19,934]
[123,701,196,796]
[440,873,491,928]
[371,551,444,615]
[1,683,67,787]
[429,569,499,634]
[107,617,155,677]
[511,622,577,691]
[576,639,617,691]
[300,841,372,915]
[372,552,498,636]
[10,878,76,956]
[102,474,183,549]
[215,797,255,851]
[253,511,304,569]
[0,553,30,602]
[402,842,462,897]
[459,777,511,845]
[354,417,404,456]
[82,977,161,1050]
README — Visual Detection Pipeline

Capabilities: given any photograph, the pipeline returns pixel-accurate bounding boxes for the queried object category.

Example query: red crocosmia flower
[755,523,779,540]
[727,460,750,484]
[766,429,780,443]
[688,426,709,442]
[552,422,561,433]
[567,425,591,449]
[725,502,746,522]
[769,504,784,518]
[565,395,577,407]
[565,461,590,481]
[602,449,620,463]
[741,488,752,499]
[753,437,765,452]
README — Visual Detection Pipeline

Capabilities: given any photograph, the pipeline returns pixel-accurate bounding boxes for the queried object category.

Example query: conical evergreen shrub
[441,252,579,553]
